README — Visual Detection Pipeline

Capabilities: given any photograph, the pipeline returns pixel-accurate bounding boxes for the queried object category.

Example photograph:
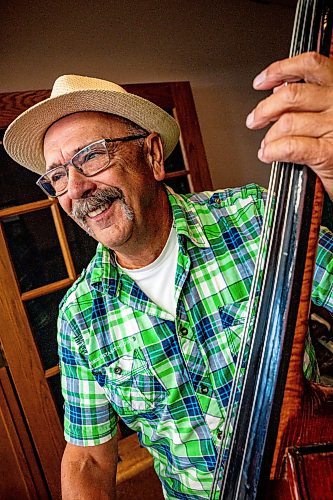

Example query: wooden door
[0,82,212,498]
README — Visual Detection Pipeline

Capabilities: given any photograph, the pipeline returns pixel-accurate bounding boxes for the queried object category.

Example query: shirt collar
[166,186,210,249]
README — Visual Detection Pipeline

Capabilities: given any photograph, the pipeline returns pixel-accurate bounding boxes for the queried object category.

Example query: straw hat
[3,74,180,175]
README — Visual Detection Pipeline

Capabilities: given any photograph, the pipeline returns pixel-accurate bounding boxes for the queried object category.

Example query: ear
[145,133,165,181]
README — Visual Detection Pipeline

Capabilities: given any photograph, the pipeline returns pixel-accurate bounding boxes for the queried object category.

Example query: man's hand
[246,52,333,199]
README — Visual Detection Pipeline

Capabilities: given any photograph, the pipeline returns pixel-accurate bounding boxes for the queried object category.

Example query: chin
[96,226,134,251]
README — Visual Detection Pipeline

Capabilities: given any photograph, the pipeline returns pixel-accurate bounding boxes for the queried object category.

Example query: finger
[246,83,333,129]
[262,111,333,145]
[253,52,333,90]
[258,136,333,199]
[258,135,331,172]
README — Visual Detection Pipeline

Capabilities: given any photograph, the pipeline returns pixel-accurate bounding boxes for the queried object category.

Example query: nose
[66,166,96,199]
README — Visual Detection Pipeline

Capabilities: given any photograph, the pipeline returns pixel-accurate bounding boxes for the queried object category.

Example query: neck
[115,188,173,269]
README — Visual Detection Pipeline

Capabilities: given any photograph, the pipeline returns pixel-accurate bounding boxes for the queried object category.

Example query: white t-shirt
[117,225,178,317]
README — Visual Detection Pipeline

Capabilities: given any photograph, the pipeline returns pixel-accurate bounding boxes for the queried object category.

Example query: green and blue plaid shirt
[58,184,333,499]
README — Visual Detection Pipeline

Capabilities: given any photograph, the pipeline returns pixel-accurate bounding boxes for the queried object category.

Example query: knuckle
[279,113,295,134]
[317,139,330,164]
[285,137,296,157]
[305,51,323,69]
[283,83,301,105]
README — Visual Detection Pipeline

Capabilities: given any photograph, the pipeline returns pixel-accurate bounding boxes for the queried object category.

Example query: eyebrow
[45,145,83,172]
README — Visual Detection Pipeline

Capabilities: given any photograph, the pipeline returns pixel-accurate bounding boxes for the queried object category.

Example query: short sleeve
[58,310,118,446]
[312,227,333,312]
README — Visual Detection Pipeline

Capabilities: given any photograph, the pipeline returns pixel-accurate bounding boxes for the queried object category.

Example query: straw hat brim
[3,89,180,176]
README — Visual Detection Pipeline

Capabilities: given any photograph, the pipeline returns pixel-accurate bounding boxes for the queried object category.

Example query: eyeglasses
[36,134,148,198]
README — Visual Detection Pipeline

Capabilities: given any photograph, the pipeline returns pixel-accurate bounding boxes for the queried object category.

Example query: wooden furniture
[0,82,212,498]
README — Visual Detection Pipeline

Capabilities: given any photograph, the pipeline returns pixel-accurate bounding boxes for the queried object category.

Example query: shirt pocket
[218,297,256,364]
[94,349,167,416]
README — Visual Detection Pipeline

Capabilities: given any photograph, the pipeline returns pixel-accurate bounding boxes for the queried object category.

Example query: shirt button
[179,327,188,336]
[200,384,209,395]
[114,366,122,375]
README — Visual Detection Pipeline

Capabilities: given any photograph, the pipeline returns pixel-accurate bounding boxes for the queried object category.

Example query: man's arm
[61,434,118,499]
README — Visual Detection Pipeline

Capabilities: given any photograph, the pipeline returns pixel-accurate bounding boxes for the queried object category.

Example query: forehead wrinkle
[45,145,80,171]
[44,112,134,172]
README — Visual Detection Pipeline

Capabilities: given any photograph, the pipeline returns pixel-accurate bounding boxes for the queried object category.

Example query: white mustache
[71,187,124,222]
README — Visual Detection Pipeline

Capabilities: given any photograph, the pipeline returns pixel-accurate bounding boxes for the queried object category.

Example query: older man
[3,52,333,499]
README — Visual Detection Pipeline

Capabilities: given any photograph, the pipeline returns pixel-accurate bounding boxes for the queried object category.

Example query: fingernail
[253,71,266,88]
[258,147,264,160]
[261,138,265,148]
[246,111,254,128]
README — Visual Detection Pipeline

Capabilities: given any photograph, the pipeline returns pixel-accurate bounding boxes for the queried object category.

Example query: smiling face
[43,111,171,267]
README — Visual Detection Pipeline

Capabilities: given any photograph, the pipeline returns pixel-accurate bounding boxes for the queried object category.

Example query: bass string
[210,1,326,497]
[210,162,283,498]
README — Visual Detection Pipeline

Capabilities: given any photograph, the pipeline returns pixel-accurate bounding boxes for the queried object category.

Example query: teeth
[87,203,110,218]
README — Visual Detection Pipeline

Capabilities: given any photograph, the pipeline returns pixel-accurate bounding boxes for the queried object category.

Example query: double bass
[211,1,333,498]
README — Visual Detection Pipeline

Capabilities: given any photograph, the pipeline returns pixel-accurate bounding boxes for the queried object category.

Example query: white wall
[0,0,295,190]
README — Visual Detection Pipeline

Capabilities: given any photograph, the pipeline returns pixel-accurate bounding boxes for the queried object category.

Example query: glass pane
[165,175,190,194]
[61,212,98,274]
[25,288,68,370]
[165,142,186,174]
[2,208,68,293]
[0,130,46,207]
[48,373,64,420]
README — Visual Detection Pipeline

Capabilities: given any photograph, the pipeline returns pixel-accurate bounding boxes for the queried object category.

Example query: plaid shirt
[58,184,333,499]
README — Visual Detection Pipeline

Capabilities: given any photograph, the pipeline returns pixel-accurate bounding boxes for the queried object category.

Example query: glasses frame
[36,133,149,198]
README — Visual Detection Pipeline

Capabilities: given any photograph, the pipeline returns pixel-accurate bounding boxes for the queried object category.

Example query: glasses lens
[73,140,109,175]
[38,166,68,197]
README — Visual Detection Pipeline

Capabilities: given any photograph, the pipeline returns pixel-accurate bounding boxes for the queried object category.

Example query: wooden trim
[50,203,77,280]
[0,367,49,498]
[45,365,60,379]
[165,169,190,180]
[21,277,75,301]
[171,82,213,191]
[0,198,55,218]
[0,223,64,499]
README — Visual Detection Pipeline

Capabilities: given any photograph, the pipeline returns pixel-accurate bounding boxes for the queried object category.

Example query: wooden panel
[0,224,64,499]
[171,81,212,191]
[123,82,174,109]
[0,367,48,499]
[0,90,51,128]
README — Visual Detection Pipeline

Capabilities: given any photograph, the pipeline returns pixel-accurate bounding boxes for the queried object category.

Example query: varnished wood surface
[0,367,49,499]
[0,198,55,217]
[171,81,213,191]
[50,202,77,280]
[21,277,75,302]
[0,90,51,128]
[0,223,64,499]
[271,178,328,479]
[286,443,333,500]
